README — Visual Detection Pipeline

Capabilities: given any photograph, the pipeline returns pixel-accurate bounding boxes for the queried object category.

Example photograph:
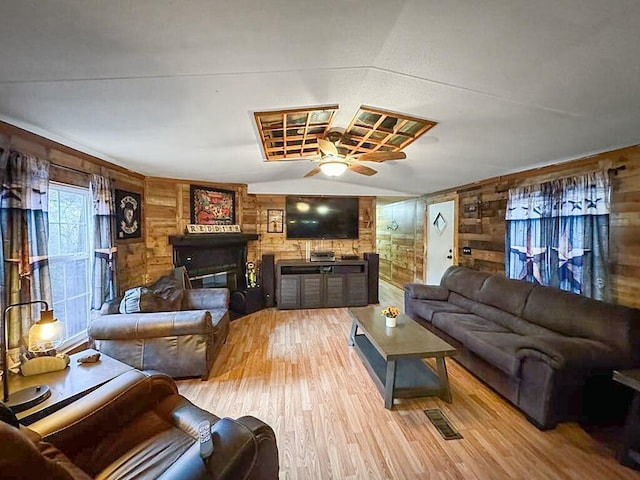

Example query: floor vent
[424,409,463,440]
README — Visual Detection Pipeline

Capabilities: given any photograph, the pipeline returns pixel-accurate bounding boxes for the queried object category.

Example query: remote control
[77,352,101,364]
[198,420,214,459]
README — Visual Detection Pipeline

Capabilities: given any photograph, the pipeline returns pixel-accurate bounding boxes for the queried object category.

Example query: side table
[9,349,132,425]
[613,369,640,469]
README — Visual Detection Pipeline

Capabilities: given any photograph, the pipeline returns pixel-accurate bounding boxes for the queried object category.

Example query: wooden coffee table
[10,349,132,425]
[348,305,457,409]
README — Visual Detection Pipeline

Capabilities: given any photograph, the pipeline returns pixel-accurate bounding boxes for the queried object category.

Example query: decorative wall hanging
[433,212,447,234]
[115,189,142,239]
[190,185,235,225]
[267,209,284,233]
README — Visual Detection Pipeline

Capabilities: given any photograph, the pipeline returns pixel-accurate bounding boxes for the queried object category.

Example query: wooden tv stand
[276,260,369,309]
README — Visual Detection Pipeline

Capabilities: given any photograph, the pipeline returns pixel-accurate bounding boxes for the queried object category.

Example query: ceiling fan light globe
[319,161,348,177]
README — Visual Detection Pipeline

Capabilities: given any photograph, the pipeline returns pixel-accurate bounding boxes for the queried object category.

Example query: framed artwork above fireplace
[190,185,236,225]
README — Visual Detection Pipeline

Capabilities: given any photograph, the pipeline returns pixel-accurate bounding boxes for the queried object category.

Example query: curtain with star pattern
[505,171,610,300]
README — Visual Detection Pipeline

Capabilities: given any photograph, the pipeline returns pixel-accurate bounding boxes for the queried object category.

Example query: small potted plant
[381,306,400,328]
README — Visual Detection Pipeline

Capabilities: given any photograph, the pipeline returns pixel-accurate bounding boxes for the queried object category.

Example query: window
[48,183,92,345]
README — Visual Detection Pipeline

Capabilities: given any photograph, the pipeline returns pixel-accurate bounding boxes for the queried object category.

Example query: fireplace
[168,233,259,306]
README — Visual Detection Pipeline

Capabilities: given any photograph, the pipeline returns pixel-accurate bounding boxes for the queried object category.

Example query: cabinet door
[324,274,346,307]
[300,275,323,308]
[278,275,300,309]
[346,274,368,306]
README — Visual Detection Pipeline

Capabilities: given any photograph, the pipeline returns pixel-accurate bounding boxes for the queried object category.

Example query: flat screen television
[285,196,359,239]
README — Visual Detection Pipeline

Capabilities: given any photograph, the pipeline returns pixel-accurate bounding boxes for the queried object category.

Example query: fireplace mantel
[168,233,259,247]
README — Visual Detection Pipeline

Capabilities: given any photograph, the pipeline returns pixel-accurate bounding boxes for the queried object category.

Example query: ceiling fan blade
[356,151,407,163]
[304,166,322,177]
[318,138,339,157]
[348,163,377,176]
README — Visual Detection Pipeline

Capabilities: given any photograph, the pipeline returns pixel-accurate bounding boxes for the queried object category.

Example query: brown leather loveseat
[0,370,278,479]
[89,287,230,380]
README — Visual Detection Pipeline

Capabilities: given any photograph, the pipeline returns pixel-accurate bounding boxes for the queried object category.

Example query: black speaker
[230,287,265,316]
[364,252,379,304]
[261,254,275,307]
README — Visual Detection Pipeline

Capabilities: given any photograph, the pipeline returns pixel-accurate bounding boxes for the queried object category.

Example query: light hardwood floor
[178,282,638,479]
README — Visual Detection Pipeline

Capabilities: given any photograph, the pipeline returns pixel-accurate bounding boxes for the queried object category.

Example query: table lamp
[1,300,63,412]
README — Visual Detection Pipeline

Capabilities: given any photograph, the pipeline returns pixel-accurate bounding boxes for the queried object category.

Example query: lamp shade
[319,160,348,177]
[28,310,63,352]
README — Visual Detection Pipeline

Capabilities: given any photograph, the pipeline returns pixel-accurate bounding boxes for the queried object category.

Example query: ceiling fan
[304,132,407,178]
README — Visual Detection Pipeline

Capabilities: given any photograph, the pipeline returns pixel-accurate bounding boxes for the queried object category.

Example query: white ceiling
[1,0,639,196]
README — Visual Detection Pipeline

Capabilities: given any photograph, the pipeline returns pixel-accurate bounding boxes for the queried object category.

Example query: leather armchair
[0,370,279,479]
[89,288,230,380]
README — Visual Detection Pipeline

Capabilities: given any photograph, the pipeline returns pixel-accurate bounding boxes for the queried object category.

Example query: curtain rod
[494,166,623,194]
[51,162,116,182]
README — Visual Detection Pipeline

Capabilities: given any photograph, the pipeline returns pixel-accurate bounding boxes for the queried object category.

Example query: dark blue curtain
[0,148,52,369]
[506,171,610,300]
[89,174,117,311]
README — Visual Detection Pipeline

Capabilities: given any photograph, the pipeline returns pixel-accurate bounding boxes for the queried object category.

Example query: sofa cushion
[432,312,511,342]
[442,267,491,302]
[410,300,467,322]
[478,275,534,317]
[522,285,640,357]
[470,302,560,337]
[464,332,523,377]
[404,283,449,301]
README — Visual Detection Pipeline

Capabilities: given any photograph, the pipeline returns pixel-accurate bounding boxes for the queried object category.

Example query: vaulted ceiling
[1,1,639,196]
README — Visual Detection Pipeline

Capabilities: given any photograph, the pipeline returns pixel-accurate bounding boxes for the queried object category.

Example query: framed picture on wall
[115,189,142,240]
[190,185,236,225]
[267,209,284,233]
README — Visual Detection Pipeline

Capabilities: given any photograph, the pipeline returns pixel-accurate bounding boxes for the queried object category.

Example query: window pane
[59,224,84,255]
[49,262,65,300]
[65,259,88,298]
[48,223,60,257]
[49,189,59,223]
[59,191,86,224]
[65,295,89,338]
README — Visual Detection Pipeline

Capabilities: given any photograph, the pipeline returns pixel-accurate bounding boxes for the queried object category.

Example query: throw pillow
[119,274,184,314]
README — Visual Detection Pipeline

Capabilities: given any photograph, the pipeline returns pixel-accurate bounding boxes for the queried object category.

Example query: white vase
[385,316,397,328]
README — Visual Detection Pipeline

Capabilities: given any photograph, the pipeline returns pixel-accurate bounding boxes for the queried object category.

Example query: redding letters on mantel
[115,189,142,240]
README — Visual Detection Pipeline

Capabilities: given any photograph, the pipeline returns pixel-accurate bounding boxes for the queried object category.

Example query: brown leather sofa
[405,266,640,429]
[0,370,279,479]
[89,288,230,380]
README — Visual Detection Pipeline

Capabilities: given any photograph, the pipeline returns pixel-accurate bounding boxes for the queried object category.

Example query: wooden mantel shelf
[168,233,259,247]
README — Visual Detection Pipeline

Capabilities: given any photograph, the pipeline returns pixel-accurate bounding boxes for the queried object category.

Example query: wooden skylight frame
[254,105,338,161]
[340,106,438,155]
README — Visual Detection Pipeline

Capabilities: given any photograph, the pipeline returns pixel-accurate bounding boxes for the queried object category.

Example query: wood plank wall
[143,181,376,282]
[376,198,424,289]
[422,144,640,308]
[143,178,250,283]
[0,122,146,292]
[252,195,376,264]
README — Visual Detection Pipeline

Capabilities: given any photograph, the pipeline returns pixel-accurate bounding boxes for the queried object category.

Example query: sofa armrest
[89,310,213,340]
[183,288,229,310]
[404,283,450,301]
[516,336,632,370]
[30,371,177,453]
[205,416,279,480]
